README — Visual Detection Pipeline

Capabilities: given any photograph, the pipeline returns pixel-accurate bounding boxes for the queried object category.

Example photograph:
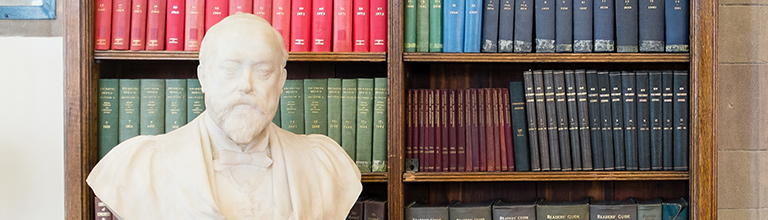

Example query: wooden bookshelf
[363,173,389,183]
[94,50,387,62]
[403,171,690,182]
[403,53,690,63]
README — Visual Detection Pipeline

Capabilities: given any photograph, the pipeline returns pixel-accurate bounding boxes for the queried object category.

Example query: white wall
[0,37,65,219]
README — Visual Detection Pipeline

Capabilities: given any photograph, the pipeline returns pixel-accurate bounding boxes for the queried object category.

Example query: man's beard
[210,94,272,145]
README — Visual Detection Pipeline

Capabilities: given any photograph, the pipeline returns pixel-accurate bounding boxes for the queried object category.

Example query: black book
[555,0,573,52]
[449,201,493,220]
[543,70,562,170]
[364,198,387,220]
[598,71,615,170]
[554,70,572,171]
[673,70,689,171]
[649,71,664,170]
[514,0,534,52]
[586,70,605,170]
[523,71,542,171]
[575,70,593,170]
[615,0,639,52]
[609,71,626,170]
[492,200,536,220]
[537,199,590,220]
[535,0,556,52]
[499,0,516,52]
[593,0,615,52]
[510,82,532,171]
[638,198,663,220]
[636,71,651,170]
[639,0,665,52]
[565,70,583,170]
[348,197,366,220]
[533,70,552,171]
[661,70,674,170]
[573,0,593,52]
[482,0,501,52]
[405,201,451,220]
[590,199,638,220]
[622,71,638,171]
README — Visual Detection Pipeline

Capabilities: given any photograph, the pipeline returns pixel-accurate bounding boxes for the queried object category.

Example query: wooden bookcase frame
[65,0,717,218]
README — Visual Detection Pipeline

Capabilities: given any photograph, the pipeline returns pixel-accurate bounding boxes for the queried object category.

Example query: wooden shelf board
[94,51,387,62]
[403,53,690,63]
[362,172,388,183]
[402,171,689,182]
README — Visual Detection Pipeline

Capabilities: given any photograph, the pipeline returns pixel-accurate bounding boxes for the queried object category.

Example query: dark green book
[450,201,493,220]
[342,79,358,161]
[662,198,688,220]
[372,78,388,172]
[492,200,536,220]
[536,199,589,220]
[328,78,343,144]
[638,198,663,220]
[118,79,140,143]
[304,79,328,135]
[429,0,443,52]
[417,0,430,52]
[509,81,531,171]
[356,78,375,172]
[281,80,305,134]
[165,79,187,132]
[98,79,119,159]
[186,79,205,123]
[590,199,638,220]
[405,0,418,52]
[140,79,165,135]
[405,201,451,220]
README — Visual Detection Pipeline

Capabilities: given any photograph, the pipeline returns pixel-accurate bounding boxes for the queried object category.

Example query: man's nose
[236,70,254,93]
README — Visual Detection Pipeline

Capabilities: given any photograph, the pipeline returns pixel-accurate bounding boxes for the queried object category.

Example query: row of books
[278,78,388,172]
[403,0,689,53]
[94,0,388,52]
[347,197,388,220]
[405,198,689,220]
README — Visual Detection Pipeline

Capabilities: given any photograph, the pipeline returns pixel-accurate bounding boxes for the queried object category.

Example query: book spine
[204,0,228,32]
[353,0,371,52]
[502,88,515,171]
[304,79,328,135]
[465,89,475,171]
[419,90,427,171]
[463,0,483,52]
[281,79,306,134]
[443,0,466,52]
[492,89,504,171]
[649,71,664,170]
[481,0,500,52]
[471,89,482,171]
[434,90,443,171]
[636,71,652,170]
[662,70,673,170]
[457,89,467,171]
[112,0,132,50]
[333,0,353,51]
[145,0,167,50]
[184,0,205,51]
[95,0,113,50]
[99,79,119,158]
[513,0,533,52]
[586,70,604,170]
[622,71,639,170]
[165,79,187,132]
[598,71,615,170]
[589,204,639,220]
[610,71,626,170]
[555,0,574,52]
[638,203,663,220]
[664,0,688,52]
[638,0,664,52]
[480,89,490,171]
[95,197,114,220]
[593,0,615,52]
[253,0,271,21]
[615,0,639,52]
[416,0,430,52]
[575,70,593,170]
[566,70,585,170]
[140,79,165,135]
[356,78,374,172]
[554,70,572,170]
[272,0,292,51]
[342,79,358,161]
[535,0,555,52]
[522,72,541,171]
[428,90,436,171]
[573,0,593,52]
[510,82,531,171]
[407,90,415,159]
[370,0,388,52]
[186,79,205,122]
[165,0,184,51]
[430,0,444,52]
[372,78,388,172]
[404,0,418,52]
[119,79,140,142]
[673,70,689,171]
[544,70,561,170]
[449,90,458,171]
[328,78,343,145]
[363,199,387,220]
[441,90,450,171]
[533,70,551,171]
[498,0,514,52]
[129,0,148,50]
[229,0,253,14]
[290,0,312,51]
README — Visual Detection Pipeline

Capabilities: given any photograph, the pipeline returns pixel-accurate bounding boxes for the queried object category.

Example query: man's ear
[197,64,206,93]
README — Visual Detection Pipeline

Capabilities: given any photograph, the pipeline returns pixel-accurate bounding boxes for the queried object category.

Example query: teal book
[356,78,375,172]
[662,198,688,220]
[118,79,140,143]
[405,0,418,52]
[281,80,305,134]
[98,79,119,159]
[328,78,343,144]
[342,79,358,160]
[304,79,328,135]
[165,79,187,132]
[372,77,388,172]
[140,79,165,135]
[186,79,205,123]
[429,0,443,52]
[417,0,431,52]
[273,99,281,127]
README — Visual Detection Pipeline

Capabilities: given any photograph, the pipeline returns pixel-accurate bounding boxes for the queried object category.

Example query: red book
[272,0,291,51]
[332,0,353,51]
[165,0,184,50]
[111,0,131,50]
[419,90,427,172]
[205,0,228,32]
[465,89,474,171]
[434,90,442,172]
[457,89,467,172]
[253,0,272,22]
[310,0,332,52]
[129,0,148,50]
[290,0,312,51]
[470,89,481,171]
[441,90,450,172]
[477,89,488,171]
[95,197,113,220]
[495,89,506,171]
[448,90,458,172]
[352,0,369,52]
[229,0,252,14]
[369,0,387,52]
[485,89,497,171]
[95,0,113,50]
[184,0,205,51]
[407,90,414,159]
[502,88,516,171]
[145,0,166,50]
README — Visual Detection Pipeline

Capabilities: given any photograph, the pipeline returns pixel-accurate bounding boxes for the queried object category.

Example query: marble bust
[87,14,362,219]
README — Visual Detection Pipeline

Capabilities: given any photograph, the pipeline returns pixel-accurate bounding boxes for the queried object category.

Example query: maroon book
[483,88,495,171]
[95,0,113,50]
[457,89,467,172]
[407,90,414,159]
[502,88,516,171]
[469,89,480,171]
[495,89,507,171]
[476,89,487,171]
[434,90,443,172]
[441,90,450,172]
[448,90,458,172]
[94,197,113,220]
[419,89,427,172]
[427,90,436,172]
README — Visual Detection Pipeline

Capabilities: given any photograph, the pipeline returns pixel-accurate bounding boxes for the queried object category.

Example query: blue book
[513,0,533,52]
[586,70,604,170]
[636,71,652,171]
[609,71,626,170]
[535,0,555,52]
[662,70,674,170]
[665,0,688,52]
[673,70,688,171]
[443,0,466,52]
[639,0,665,52]
[594,0,615,52]
[598,71,615,170]
[481,0,500,52]
[616,0,639,52]
[573,0,593,52]
[464,0,484,52]
[498,0,515,52]
[649,71,663,170]
[622,71,638,171]
[662,198,689,220]
[555,0,573,52]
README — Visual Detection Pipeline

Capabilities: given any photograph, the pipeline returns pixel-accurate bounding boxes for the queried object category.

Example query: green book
[341,79,358,160]
[416,0,430,52]
[303,79,328,135]
[536,199,590,220]
[429,0,443,52]
[186,79,205,123]
[638,198,663,220]
[356,78,375,172]
[327,78,342,144]
[404,0,418,52]
[140,79,165,135]
[98,79,119,159]
[281,80,305,134]
[590,199,638,220]
[273,99,281,127]
[165,79,187,132]
[118,79,140,142]
[372,78,388,172]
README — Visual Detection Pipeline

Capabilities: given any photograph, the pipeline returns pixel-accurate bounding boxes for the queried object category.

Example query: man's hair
[199,14,289,66]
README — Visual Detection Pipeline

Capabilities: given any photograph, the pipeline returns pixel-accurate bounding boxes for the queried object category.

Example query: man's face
[199,30,286,145]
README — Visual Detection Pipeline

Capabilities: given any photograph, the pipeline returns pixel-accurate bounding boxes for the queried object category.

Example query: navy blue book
[610,71,626,170]
[665,0,689,52]
[662,70,674,170]
[513,0,533,52]
[534,70,552,171]
[598,71,615,170]
[615,0,639,52]
[575,70,593,170]
[443,0,466,52]
[586,70,605,170]
[649,70,664,170]
[622,71,638,171]
[464,0,484,52]
[555,0,573,52]
[535,0,555,52]
[554,70,572,171]
[639,0,665,52]
[673,70,688,171]
[593,0,614,52]
[510,81,532,171]
[565,70,584,170]
[482,0,501,52]
[543,70,562,170]
[523,71,542,171]
[636,71,651,170]
[573,0,593,52]
[498,0,515,52]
